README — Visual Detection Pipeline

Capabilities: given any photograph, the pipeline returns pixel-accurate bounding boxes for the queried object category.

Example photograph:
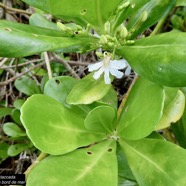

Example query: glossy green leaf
[44,76,77,107]
[22,0,122,33]
[15,76,41,96]
[117,77,164,140]
[156,89,185,130]
[147,132,164,140]
[0,142,9,163]
[110,0,150,32]
[119,138,186,186]
[0,107,12,119]
[117,143,135,181]
[84,106,116,134]
[3,122,26,137]
[29,13,60,30]
[21,94,105,155]
[44,76,104,118]
[67,73,112,105]
[100,86,118,109]
[8,143,30,156]
[118,179,138,186]
[26,140,117,186]
[171,92,186,148]
[0,20,67,37]
[11,109,22,125]
[13,99,25,110]
[127,0,176,39]
[117,32,186,87]
[171,119,186,149]
[0,20,98,57]
[176,0,186,6]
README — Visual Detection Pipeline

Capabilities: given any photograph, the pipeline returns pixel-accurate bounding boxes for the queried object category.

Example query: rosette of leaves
[1,0,186,185]
[20,75,186,186]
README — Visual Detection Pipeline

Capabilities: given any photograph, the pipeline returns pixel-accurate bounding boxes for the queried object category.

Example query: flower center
[103,56,111,68]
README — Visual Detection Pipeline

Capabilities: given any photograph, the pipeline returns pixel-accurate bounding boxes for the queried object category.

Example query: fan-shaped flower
[88,56,129,84]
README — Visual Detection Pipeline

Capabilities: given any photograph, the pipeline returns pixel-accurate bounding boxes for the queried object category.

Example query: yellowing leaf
[156,90,185,130]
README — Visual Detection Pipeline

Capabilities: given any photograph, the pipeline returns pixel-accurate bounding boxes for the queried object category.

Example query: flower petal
[109,68,124,78]
[104,68,111,84]
[110,59,127,69]
[93,67,104,79]
[125,66,131,76]
[88,61,103,72]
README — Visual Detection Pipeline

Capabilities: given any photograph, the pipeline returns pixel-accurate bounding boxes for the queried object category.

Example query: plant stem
[24,152,48,178]
[150,15,167,36]
[117,76,138,120]
[0,2,32,15]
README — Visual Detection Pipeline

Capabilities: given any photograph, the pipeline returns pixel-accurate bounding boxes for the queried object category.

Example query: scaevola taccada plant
[1,0,186,185]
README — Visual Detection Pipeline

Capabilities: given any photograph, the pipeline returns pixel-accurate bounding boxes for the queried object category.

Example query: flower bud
[104,21,111,34]
[118,1,130,11]
[96,52,103,58]
[131,3,136,8]
[126,40,135,44]
[108,42,114,47]
[100,35,108,44]
[120,26,128,38]
[141,11,148,22]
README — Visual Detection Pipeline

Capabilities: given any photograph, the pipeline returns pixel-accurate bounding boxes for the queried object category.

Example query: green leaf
[26,140,117,186]
[171,119,186,148]
[0,107,13,119]
[117,143,135,181]
[21,94,105,155]
[67,73,112,105]
[3,122,26,137]
[0,20,98,57]
[44,76,77,107]
[156,89,185,130]
[11,109,22,125]
[29,13,60,30]
[8,143,30,156]
[84,106,116,134]
[176,0,186,6]
[127,0,176,39]
[119,138,186,186]
[147,131,164,140]
[13,99,25,110]
[0,142,9,163]
[171,93,186,148]
[15,76,41,96]
[117,77,164,140]
[22,0,122,33]
[118,179,139,186]
[100,86,118,109]
[117,32,186,87]
[44,76,101,118]
[0,20,67,37]
[110,0,150,32]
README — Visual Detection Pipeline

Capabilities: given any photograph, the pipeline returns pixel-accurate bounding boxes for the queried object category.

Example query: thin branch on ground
[0,2,32,15]
[44,52,52,79]
[50,53,80,79]
[0,62,45,86]
[0,58,10,67]
[67,60,91,66]
[0,58,44,69]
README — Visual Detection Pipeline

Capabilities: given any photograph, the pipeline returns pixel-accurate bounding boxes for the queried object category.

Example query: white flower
[88,56,128,84]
